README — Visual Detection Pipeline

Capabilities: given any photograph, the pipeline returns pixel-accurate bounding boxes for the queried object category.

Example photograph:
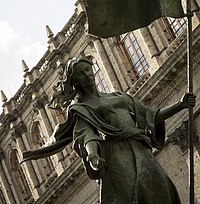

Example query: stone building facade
[1,0,200,203]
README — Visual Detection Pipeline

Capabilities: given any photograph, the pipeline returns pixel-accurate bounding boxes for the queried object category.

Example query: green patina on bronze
[22,57,196,203]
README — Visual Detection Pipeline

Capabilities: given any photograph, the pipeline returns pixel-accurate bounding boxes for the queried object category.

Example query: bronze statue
[22,57,196,203]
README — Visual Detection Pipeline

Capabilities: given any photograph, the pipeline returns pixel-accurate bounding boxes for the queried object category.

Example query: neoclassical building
[1,1,200,203]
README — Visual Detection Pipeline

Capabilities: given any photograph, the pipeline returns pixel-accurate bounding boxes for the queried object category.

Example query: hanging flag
[83,0,185,38]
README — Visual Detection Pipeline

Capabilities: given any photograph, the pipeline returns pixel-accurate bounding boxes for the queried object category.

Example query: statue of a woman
[22,57,195,203]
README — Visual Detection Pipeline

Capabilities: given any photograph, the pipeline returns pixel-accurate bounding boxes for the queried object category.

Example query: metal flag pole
[186,0,194,203]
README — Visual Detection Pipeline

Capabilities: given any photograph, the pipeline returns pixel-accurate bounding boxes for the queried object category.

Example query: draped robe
[72,92,181,204]
[22,92,181,203]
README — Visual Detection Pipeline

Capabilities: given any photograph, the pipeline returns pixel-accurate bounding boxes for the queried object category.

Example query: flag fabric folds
[83,0,185,38]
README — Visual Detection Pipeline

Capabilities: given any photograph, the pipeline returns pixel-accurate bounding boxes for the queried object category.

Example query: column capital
[85,34,99,48]
[32,95,49,111]
[168,120,198,153]
[11,121,27,139]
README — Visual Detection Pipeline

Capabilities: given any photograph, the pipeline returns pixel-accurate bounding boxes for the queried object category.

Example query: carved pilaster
[32,95,53,135]
[92,38,122,91]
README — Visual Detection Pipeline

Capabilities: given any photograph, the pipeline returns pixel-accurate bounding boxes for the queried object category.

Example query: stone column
[11,122,41,200]
[22,131,46,193]
[168,120,199,154]
[139,27,159,57]
[0,151,21,204]
[168,120,200,203]
[33,95,53,136]
[91,37,123,91]
[0,151,17,204]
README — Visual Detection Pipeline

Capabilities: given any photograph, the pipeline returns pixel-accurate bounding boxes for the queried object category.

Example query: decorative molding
[128,71,151,96]
[16,121,27,136]
[44,171,58,188]
[4,114,17,124]
[166,30,187,55]
[26,197,35,204]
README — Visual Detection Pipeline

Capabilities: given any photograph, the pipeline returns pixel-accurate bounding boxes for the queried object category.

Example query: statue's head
[62,56,95,103]
[49,56,95,109]
[66,56,93,86]
[67,57,92,76]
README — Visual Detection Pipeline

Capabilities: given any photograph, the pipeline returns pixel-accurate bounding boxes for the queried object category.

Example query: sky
[0,0,76,112]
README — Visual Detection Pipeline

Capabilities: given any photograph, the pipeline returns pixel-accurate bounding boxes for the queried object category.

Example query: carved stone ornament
[32,95,49,111]
[11,129,21,139]
[11,122,27,139]
[16,121,27,135]
[33,99,44,110]
[168,120,198,153]
[5,114,17,124]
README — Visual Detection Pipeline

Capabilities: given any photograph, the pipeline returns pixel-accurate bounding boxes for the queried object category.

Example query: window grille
[118,32,149,83]
[0,186,7,204]
[161,17,187,43]
[92,58,110,93]
[32,122,55,177]
[11,150,32,201]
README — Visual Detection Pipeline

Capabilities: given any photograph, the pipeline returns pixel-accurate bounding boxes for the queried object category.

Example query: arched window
[161,17,187,43]
[0,185,7,204]
[91,58,110,93]
[10,150,32,202]
[31,122,55,177]
[117,32,149,83]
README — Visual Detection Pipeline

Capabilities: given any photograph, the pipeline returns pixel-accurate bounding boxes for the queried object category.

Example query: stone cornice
[1,113,17,125]
[0,12,86,117]
[62,12,86,48]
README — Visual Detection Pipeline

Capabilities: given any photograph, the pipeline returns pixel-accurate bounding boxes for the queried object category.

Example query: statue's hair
[66,56,93,80]
[60,56,93,106]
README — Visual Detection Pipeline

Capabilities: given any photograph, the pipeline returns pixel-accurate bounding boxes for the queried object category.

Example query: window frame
[31,122,55,177]
[10,150,32,202]
[91,57,110,93]
[161,17,187,43]
[117,32,149,83]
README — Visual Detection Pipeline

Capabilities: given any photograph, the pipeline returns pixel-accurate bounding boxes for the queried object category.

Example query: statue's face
[72,61,95,88]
